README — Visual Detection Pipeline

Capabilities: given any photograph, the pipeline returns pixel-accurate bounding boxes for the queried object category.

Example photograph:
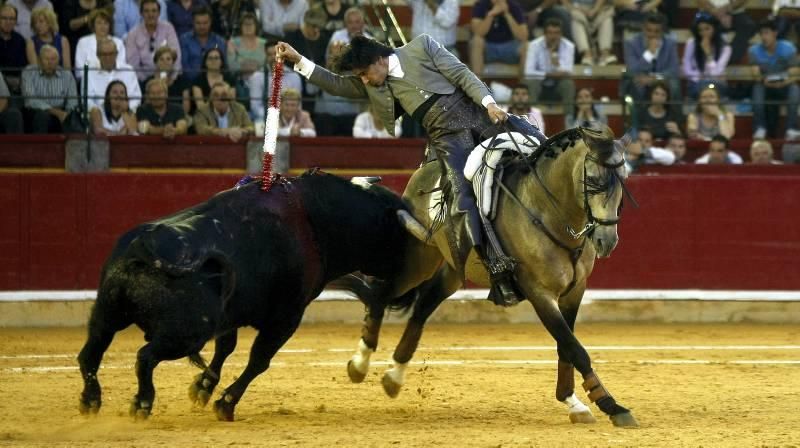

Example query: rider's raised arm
[294,56,368,100]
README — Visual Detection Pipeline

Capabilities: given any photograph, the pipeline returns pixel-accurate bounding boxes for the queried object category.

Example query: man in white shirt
[625,127,676,173]
[504,83,545,133]
[260,0,308,39]
[87,38,143,112]
[522,18,575,114]
[406,0,460,55]
[695,134,743,164]
[326,7,372,61]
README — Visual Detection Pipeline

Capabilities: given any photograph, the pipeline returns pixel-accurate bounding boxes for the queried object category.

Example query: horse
[339,125,640,428]
[77,170,415,421]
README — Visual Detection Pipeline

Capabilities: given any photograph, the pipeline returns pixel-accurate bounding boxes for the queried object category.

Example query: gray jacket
[307,34,491,136]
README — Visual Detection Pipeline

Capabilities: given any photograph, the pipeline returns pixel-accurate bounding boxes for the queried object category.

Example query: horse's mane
[524,126,617,167]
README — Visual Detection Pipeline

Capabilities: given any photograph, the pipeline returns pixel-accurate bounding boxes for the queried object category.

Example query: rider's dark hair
[334,35,395,72]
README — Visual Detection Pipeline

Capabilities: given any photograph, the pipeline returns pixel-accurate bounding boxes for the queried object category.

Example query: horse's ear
[615,131,634,153]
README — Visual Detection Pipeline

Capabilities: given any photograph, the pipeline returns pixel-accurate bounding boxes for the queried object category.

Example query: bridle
[570,158,629,239]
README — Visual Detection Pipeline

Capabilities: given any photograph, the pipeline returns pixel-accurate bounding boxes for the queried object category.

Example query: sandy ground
[0,322,799,447]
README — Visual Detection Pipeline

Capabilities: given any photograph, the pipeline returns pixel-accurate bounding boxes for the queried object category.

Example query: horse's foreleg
[213,316,302,421]
[383,267,459,398]
[555,287,595,424]
[348,304,384,383]
[190,330,238,407]
[526,293,638,427]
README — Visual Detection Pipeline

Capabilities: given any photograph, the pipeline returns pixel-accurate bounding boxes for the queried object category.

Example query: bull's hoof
[213,397,235,422]
[569,410,597,424]
[78,398,100,415]
[129,400,151,420]
[610,412,639,428]
[381,373,402,398]
[188,374,214,407]
[347,359,367,383]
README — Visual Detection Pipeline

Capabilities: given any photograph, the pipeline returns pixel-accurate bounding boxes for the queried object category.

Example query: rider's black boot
[477,245,521,307]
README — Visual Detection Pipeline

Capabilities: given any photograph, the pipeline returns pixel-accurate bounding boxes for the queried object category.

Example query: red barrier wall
[1,172,799,290]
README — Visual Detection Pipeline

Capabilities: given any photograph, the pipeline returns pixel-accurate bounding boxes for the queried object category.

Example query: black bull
[77,171,413,421]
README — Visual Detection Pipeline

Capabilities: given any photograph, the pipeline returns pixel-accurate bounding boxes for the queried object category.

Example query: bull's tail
[328,274,420,313]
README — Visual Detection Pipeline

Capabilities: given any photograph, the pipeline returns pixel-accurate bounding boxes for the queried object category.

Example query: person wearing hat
[277,34,525,306]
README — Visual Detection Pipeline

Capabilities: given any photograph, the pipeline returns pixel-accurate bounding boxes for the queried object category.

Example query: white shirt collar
[387,54,404,78]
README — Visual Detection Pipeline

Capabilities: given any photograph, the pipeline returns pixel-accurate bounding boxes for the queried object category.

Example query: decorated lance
[261,55,284,191]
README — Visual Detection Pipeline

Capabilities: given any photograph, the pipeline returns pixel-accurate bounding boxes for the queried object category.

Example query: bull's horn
[396,210,433,244]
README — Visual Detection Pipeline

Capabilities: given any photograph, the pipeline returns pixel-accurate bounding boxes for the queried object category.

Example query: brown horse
[341,126,639,428]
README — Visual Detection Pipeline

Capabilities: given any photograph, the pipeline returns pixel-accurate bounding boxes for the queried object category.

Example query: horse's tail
[328,274,419,313]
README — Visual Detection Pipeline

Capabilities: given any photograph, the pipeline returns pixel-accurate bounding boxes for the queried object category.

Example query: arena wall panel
[0,171,799,291]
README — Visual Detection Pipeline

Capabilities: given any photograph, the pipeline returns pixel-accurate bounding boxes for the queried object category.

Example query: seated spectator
[6,0,53,40]
[636,80,682,140]
[749,19,800,140]
[25,7,70,69]
[167,0,208,38]
[695,134,742,164]
[60,0,112,52]
[407,0,459,55]
[318,0,351,37]
[278,88,316,137]
[74,9,126,81]
[180,6,226,80]
[194,81,253,141]
[0,4,30,95]
[565,0,616,65]
[749,139,783,164]
[523,18,575,113]
[775,0,800,39]
[260,0,308,42]
[686,85,733,141]
[665,132,687,163]
[227,12,265,81]
[326,7,372,62]
[621,12,679,103]
[565,87,607,130]
[211,0,256,39]
[0,72,24,133]
[191,47,237,113]
[89,80,138,135]
[87,37,142,111]
[519,0,571,40]
[681,13,731,98]
[248,40,302,122]
[697,0,755,64]
[114,0,167,39]
[312,41,359,136]
[296,7,329,68]
[125,0,181,82]
[21,44,78,133]
[624,126,676,173]
[614,0,670,30]
[136,77,188,138]
[504,83,545,133]
[353,103,401,138]
[143,46,190,113]
[470,0,528,76]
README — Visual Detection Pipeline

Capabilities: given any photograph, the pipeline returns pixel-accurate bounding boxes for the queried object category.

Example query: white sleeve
[647,146,676,165]
[294,56,316,79]
[352,112,372,138]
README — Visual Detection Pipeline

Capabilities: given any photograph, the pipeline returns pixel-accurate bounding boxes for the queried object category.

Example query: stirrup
[486,257,521,307]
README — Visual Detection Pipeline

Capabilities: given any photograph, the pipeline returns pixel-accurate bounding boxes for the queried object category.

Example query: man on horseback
[276,34,521,305]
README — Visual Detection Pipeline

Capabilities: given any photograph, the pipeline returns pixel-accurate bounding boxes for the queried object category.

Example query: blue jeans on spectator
[485,40,521,64]
[0,107,23,133]
[752,82,800,136]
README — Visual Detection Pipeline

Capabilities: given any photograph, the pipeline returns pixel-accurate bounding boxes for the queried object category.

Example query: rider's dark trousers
[421,90,493,265]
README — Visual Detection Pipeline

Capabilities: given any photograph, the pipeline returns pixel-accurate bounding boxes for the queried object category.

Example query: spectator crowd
[0,0,798,165]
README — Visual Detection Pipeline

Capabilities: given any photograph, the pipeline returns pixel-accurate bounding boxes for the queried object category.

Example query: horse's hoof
[381,373,402,398]
[213,398,235,422]
[188,382,212,407]
[610,412,639,428]
[569,410,597,424]
[78,399,100,415]
[347,359,367,383]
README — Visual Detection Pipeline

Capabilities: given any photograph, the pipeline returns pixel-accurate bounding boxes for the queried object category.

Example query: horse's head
[580,127,632,258]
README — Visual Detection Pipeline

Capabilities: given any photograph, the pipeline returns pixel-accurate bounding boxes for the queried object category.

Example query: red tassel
[261,152,273,191]
[261,62,284,192]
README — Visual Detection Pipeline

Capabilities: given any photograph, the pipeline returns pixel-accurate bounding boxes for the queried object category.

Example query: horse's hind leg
[524,288,638,428]
[189,330,238,407]
[382,266,461,398]
[555,285,595,424]
[213,314,303,421]
[348,303,385,383]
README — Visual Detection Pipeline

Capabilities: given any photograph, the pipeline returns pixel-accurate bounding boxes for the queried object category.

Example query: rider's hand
[275,42,302,64]
[487,103,508,124]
